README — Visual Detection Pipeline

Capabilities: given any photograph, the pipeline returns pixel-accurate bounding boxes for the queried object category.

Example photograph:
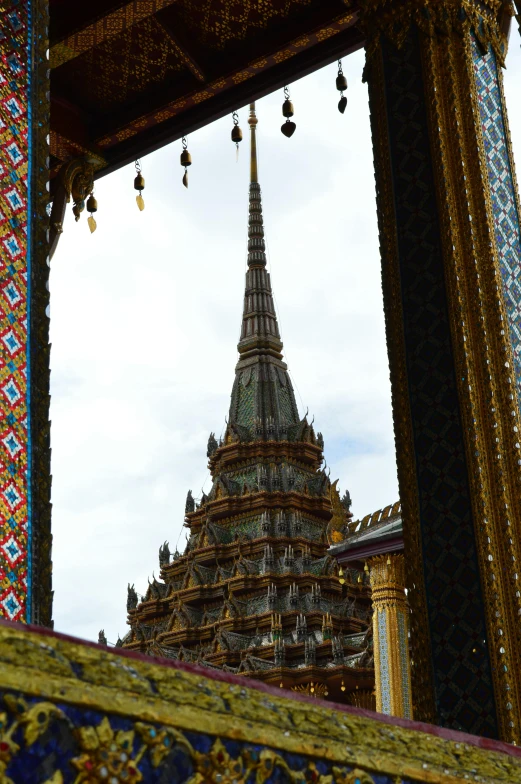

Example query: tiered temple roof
[121,105,374,705]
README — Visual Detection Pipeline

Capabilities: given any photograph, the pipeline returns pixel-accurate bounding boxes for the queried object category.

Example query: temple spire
[238,104,279,355]
[229,104,301,440]
[245,103,266,270]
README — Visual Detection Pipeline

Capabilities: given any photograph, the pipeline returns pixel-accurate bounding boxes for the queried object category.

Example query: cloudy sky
[50,32,521,644]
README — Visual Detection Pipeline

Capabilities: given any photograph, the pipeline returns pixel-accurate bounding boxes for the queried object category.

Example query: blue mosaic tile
[473,36,521,397]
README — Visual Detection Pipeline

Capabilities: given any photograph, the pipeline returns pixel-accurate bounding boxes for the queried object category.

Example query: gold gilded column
[369,554,412,719]
[359,0,521,741]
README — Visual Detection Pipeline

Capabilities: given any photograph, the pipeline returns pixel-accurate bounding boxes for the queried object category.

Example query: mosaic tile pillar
[369,554,412,720]
[0,2,52,625]
[360,0,521,742]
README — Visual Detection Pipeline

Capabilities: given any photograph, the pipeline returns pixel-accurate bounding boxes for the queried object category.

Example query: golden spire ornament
[231,111,242,161]
[281,85,296,137]
[180,136,191,188]
[248,102,258,183]
[86,191,97,233]
[336,60,348,114]
[134,159,145,211]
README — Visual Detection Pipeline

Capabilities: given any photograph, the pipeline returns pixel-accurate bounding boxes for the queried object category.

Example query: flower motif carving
[71,717,143,783]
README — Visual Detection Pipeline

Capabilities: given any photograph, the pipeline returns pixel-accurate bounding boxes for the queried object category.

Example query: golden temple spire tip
[248,102,258,184]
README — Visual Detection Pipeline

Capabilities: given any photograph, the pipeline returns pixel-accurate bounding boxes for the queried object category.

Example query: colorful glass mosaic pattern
[397,609,412,720]
[377,608,391,714]
[473,36,521,398]
[0,3,32,621]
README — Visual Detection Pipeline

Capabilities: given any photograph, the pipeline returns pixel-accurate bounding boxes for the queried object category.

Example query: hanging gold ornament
[231,111,242,161]
[281,85,296,137]
[336,60,348,114]
[86,192,97,233]
[134,159,145,211]
[180,136,191,188]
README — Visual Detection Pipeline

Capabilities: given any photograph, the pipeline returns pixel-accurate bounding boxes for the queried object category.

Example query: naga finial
[341,489,352,511]
[207,432,218,457]
[159,540,170,568]
[185,489,195,513]
[127,583,138,612]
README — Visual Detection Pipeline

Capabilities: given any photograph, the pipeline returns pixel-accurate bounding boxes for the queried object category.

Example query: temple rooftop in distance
[119,104,374,707]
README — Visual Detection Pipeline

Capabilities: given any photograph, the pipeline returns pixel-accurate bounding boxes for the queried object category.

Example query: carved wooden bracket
[49,157,96,260]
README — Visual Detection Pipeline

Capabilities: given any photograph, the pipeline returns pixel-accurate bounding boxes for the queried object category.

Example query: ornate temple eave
[162,542,333,578]
[252,665,374,684]
[163,543,334,575]
[159,629,217,647]
[162,556,369,589]
[235,620,368,641]
[208,440,324,474]
[185,492,333,526]
[139,575,366,615]
[198,635,370,662]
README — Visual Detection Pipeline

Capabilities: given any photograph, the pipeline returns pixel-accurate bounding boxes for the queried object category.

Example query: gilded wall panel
[0,622,520,783]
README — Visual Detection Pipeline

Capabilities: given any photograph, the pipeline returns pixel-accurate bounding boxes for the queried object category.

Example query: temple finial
[248,103,258,184]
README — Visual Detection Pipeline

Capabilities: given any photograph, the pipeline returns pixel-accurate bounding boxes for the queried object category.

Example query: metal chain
[232,111,239,126]
[182,136,188,150]
[338,59,343,76]
[135,158,141,173]
[284,85,290,100]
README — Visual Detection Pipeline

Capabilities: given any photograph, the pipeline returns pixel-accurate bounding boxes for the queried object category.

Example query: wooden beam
[49,0,181,69]
[155,16,206,83]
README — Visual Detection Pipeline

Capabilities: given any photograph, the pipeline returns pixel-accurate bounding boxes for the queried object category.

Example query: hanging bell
[282,99,294,118]
[134,161,145,210]
[336,60,348,115]
[336,74,348,92]
[180,149,192,168]
[86,193,97,233]
[231,125,243,144]
[281,120,296,138]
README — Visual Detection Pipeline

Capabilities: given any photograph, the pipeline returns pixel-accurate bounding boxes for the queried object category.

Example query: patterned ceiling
[49,0,363,180]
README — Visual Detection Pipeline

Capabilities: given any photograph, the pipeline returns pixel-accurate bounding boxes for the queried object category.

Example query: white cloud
[50,33,521,643]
